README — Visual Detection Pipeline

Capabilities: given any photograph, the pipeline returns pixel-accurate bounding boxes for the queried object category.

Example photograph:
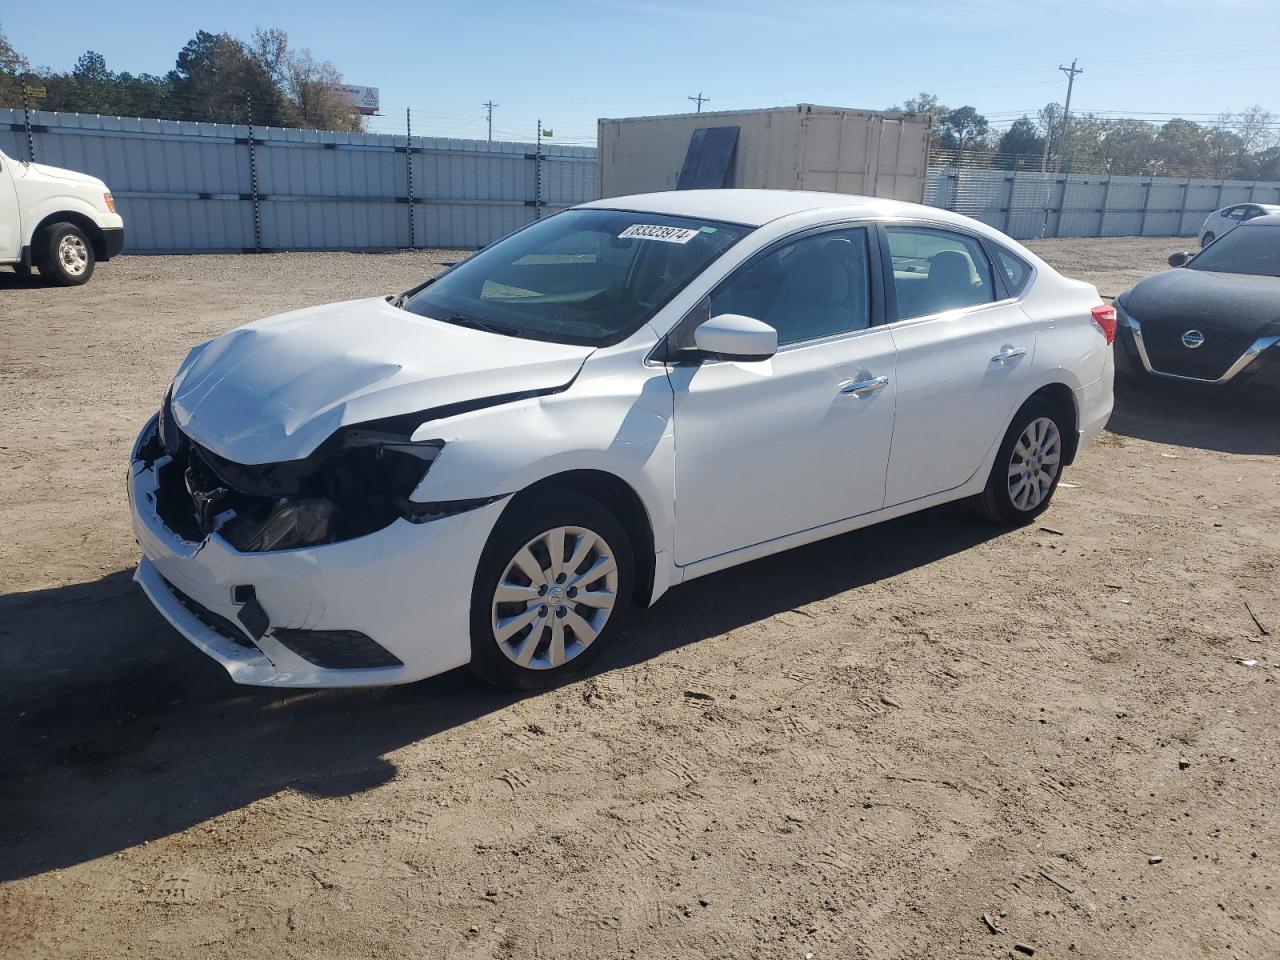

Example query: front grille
[161,577,257,649]
[1142,323,1257,380]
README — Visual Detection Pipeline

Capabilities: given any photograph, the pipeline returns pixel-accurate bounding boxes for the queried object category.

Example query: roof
[1242,213,1280,226]
[579,189,959,228]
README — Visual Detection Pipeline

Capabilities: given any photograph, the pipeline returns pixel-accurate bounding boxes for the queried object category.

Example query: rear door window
[885,226,996,321]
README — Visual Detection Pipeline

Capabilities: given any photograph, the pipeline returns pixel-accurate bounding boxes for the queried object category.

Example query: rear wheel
[972,397,1065,526]
[469,491,633,690]
[35,222,95,286]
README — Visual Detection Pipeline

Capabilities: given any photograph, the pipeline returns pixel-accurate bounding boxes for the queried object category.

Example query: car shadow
[0,503,1000,883]
[0,269,50,290]
[1106,354,1280,455]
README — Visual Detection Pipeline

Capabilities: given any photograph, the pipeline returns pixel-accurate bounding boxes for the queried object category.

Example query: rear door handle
[839,375,889,396]
[991,346,1027,364]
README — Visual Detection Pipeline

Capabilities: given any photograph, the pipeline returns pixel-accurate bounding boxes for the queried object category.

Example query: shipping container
[597,104,932,203]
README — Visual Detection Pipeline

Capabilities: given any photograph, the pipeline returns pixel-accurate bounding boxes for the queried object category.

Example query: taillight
[1091,304,1117,345]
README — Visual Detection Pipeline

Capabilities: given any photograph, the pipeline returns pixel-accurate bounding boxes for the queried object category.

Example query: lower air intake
[271,629,403,669]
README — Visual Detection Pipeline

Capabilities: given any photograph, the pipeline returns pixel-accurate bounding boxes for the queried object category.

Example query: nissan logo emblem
[1181,329,1206,349]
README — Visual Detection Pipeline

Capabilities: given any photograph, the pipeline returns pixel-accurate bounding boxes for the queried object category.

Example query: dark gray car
[1115,215,1280,388]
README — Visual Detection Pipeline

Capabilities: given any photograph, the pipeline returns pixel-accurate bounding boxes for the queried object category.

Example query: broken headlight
[151,392,447,552]
[214,436,445,552]
[216,435,443,552]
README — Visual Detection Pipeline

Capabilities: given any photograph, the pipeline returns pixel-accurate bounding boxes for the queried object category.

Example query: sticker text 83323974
[618,224,701,244]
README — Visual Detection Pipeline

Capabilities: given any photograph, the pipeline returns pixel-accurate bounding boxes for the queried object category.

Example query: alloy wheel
[490,525,619,671]
[1007,416,1061,511]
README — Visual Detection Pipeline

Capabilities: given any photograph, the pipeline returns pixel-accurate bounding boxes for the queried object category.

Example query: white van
[0,147,124,285]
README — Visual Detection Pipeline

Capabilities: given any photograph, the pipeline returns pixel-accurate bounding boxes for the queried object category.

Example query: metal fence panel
[923,166,1280,240]
[10,109,1280,250]
[1,109,595,252]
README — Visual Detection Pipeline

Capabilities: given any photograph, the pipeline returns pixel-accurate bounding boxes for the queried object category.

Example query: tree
[0,24,28,108]
[0,25,360,131]
[939,106,990,152]
[1205,119,1245,178]
[1253,145,1280,181]
[284,47,361,132]
[997,117,1044,162]
[1154,119,1212,177]
[1098,120,1157,175]
[890,92,950,135]
[168,29,291,125]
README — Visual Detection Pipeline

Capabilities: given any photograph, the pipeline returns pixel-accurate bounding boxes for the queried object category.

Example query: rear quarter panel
[1019,269,1109,393]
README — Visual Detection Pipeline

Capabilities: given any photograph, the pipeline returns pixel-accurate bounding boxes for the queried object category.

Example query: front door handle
[991,346,1027,364]
[839,375,889,396]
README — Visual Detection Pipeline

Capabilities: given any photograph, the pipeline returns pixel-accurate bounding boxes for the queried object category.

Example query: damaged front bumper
[128,415,507,687]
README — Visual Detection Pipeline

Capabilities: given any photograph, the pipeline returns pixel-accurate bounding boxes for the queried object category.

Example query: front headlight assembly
[148,391,453,552]
[206,431,446,553]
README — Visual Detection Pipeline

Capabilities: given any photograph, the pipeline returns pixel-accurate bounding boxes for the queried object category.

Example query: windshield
[401,209,752,346]
[1189,224,1280,277]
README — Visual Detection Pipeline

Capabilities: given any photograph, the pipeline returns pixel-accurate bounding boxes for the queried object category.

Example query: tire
[1201,232,1215,248]
[469,490,634,690]
[971,397,1067,527]
[35,222,95,286]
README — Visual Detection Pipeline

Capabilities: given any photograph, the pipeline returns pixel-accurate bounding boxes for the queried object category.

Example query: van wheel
[971,397,1065,526]
[36,223,95,286]
[469,491,633,690]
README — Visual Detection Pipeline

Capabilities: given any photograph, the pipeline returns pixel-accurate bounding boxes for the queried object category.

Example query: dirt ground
[2,237,1278,960]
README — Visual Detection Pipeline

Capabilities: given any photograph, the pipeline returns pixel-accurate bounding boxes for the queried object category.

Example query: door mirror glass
[693,313,778,362]
[1167,251,1191,268]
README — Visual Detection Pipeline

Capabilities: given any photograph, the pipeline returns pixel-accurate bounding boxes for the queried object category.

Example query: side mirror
[692,313,778,362]
[1167,251,1191,268]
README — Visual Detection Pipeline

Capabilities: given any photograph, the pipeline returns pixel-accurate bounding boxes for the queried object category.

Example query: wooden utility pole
[483,100,498,141]
[1054,60,1083,172]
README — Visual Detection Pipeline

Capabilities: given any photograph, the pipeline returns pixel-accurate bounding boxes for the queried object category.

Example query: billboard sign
[340,85,380,116]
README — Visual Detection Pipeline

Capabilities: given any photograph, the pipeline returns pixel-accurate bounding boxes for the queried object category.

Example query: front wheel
[36,222,96,286]
[469,491,633,690]
[971,398,1066,526]
[1201,231,1215,248]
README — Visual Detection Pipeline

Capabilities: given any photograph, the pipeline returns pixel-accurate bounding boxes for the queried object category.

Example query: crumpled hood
[170,297,594,464]
[1120,268,1280,334]
[26,161,107,188]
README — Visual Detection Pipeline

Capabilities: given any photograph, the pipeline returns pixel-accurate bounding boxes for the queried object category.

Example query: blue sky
[5,0,1279,143]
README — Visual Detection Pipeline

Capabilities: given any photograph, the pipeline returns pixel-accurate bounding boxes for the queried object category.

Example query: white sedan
[1199,202,1280,248]
[129,190,1115,690]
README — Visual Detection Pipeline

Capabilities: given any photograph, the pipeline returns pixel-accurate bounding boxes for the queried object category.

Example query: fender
[23,193,111,246]
[411,341,678,586]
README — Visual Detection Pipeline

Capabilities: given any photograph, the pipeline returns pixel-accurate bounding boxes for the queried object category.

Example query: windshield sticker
[619,224,700,244]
